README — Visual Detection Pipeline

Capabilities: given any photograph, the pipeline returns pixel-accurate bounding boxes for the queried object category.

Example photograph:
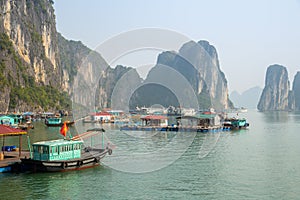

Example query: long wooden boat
[20,129,112,172]
[45,117,62,127]
[45,118,75,127]
[223,118,249,130]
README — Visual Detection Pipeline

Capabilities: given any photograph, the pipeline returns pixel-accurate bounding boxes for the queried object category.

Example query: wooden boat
[18,121,34,130]
[45,117,62,127]
[45,118,75,127]
[20,128,113,172]
[223,118,249,130]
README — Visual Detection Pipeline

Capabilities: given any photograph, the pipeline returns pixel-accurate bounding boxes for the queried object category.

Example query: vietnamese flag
[60,122,68,137]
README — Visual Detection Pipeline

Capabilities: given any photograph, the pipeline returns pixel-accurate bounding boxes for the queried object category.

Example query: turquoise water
[1,110,300,199]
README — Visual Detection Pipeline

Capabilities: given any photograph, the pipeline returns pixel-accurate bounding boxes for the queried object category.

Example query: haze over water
[1,110,300,199]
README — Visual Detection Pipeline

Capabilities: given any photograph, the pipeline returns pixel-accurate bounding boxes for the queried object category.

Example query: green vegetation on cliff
[0,33,70,111]
[9,85,71,111]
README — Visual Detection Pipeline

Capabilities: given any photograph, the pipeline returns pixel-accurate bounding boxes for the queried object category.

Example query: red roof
[141,115,167,120]
[0,125,27,136]
[92,112,112,116]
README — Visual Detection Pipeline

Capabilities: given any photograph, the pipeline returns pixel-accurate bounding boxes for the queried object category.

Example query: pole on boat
[27,135,32,158]
[19,135,22,157]
[102,131,104,149]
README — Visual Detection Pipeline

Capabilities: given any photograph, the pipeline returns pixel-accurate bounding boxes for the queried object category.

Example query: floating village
[0,106,249,173]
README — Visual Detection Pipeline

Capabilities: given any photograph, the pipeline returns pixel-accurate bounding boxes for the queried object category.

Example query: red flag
[60,122,68,137]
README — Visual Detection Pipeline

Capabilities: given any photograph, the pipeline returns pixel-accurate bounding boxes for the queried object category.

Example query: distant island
[230,86,262,109]
[257,64,300,111]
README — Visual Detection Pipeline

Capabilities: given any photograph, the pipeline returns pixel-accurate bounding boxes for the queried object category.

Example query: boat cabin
[32,139,83,161]
[140,115,168,126]
[0,115,17,126]
[45,118,62,126]
[177,114,221,127]
[91,112,112,123]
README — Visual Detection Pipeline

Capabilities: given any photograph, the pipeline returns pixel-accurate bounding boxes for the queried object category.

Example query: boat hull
[45,121,75,127]
[20,149,111,172]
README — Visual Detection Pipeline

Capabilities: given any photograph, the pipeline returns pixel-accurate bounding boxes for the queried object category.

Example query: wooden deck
[0,151,30,168]
[120,125,231,132]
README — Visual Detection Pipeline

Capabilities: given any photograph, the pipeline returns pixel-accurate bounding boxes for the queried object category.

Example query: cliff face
[0,0,62,112]
[257,64,294,111]
[0,0,110,112]
[57,33,108,93]
[292,72,300,111]
[96,65,142,109]
[1,0,60,85]
[178,40,232,109]
[136,40,232,110]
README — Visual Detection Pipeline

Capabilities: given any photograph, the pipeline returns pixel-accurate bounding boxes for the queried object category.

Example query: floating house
[92,112,113,123]
[0,125,28,172]
[107,110,124,117]
[140,115,168,127]
[177,113,221,127]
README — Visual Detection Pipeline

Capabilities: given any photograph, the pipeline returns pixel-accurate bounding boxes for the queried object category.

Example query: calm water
[1,110,300,200]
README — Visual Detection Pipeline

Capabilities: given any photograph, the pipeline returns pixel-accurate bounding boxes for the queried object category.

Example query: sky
[53,0,300,94]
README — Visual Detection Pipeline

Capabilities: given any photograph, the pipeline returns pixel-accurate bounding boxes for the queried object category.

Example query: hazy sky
[54,0,300,93]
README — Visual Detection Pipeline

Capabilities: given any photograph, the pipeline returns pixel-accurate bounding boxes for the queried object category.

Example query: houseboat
[45,117,62,127]
[45,118,74,127]
[20,128,113,172]
[120,112,233,132]
[223,118,249,130]
[176,113,226,132]
[120,115,169,131]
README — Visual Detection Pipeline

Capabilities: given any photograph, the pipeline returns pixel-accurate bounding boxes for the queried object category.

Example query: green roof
[33,139,83,147]
[177,114,217,120]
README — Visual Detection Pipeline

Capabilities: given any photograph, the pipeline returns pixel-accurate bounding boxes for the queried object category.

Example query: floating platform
[120,125,231,132]
[0,151,30,173]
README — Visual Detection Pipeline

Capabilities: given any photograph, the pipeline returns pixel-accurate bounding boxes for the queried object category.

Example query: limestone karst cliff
[257,64,295,111]
[131,40,233,110]
[292,72,300,111]
[0,0,110,112]
[0,0,63,112]
[0,1,234,112]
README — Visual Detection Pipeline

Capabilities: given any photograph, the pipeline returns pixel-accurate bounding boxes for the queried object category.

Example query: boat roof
[177,114,217,119]
[0,124,27,136]
[33,139,83,147]
[141,115,168,120]
[92,112,112,116]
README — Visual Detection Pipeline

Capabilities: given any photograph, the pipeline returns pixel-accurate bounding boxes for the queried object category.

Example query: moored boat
[20,128,113,172]
[45,117,62,127]
[223,118,249,130]
[45,118,75,127]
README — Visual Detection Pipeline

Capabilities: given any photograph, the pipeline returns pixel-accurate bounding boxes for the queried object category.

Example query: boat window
[43,146,48,154]
[33,146,38,153]
[39,146,43,154]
